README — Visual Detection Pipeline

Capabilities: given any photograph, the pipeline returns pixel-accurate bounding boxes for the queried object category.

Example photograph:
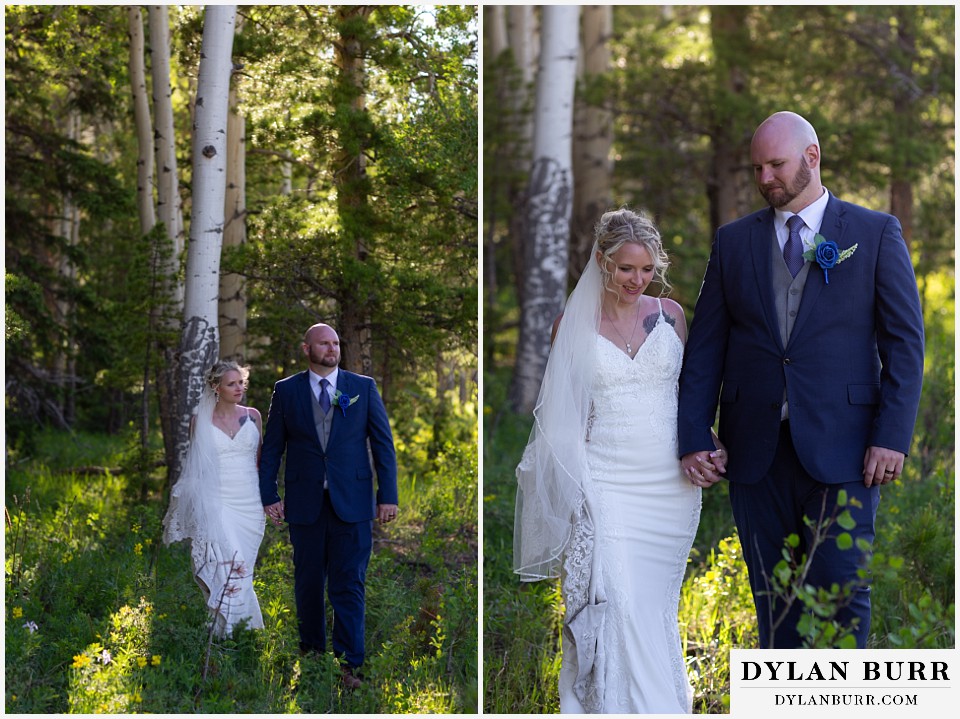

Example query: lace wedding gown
[197,414,266,635]
[559,301,701,714]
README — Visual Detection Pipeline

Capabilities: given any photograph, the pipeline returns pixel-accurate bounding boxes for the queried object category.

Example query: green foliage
[6,5,478,458]
[739,489,905,650]
[681,535,756,714]
[226,5,478,391]
[5,415,477,712]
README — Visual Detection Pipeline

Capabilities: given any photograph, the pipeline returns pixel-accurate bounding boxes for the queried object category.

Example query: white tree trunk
[510,4,580,414]
[219,14,247,362]
[128,6,155,233]
[55,106,83,424]
[175,4,237,480]
[500,5,538,308]
[280,154,293,195]
[148,5,189,482]
[507,5,538,150]
[486,5,506,56]
[149,4,185,299]
[572,5,613,275]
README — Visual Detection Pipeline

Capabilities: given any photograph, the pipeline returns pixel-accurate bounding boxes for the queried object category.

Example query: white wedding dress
[198,413,266,635]
[559,300,701,714]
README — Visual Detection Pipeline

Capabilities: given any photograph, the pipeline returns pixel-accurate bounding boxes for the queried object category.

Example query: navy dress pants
[729,421,880,648]
[289,493,373,667]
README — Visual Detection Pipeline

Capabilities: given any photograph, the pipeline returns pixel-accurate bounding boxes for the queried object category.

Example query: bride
[515,208,723,713]
[163,360,266,636]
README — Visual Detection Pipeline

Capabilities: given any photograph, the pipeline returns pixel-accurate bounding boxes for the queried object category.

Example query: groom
[260,323,398,687]
[678,111,924,648]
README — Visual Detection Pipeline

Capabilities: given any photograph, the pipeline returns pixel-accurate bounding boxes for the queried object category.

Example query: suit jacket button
[783,358,791,365]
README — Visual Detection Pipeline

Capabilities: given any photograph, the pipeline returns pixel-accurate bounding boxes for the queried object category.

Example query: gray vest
[772,232,811,418]
[771,231,811,347]
[311,388,334,450]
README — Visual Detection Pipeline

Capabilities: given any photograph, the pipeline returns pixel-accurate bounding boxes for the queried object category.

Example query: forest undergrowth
[5,400,478,714]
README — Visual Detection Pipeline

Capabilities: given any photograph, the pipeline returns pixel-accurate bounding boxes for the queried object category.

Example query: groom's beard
[309,347,340,368]
[760,159,811,208]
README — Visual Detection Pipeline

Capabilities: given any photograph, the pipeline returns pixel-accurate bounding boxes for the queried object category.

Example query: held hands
[264,501,285,527]
[681,431,728,488]
[377,504,399,525]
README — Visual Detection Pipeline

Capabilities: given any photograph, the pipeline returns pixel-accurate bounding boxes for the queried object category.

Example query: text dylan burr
[741,660,949,682]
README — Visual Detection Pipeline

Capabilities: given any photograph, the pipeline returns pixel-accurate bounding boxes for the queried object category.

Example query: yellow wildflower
[12,606,23,619]
[134,543,143,555]
[151,654,162,666]
[72,654,91,669]
[136,656,147,668]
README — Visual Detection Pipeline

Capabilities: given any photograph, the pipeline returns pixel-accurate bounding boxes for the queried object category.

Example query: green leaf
[837,509,856,530]
[838,634,858,649]
[836,532,853,550]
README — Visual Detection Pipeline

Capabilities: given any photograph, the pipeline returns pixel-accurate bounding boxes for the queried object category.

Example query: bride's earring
[215,390,220,404]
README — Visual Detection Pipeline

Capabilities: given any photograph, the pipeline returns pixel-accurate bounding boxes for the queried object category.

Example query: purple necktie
[319,378,331,413]
[784,214,805,277]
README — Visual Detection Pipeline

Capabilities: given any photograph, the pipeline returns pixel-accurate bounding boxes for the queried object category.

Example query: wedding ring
[884,470,894,474]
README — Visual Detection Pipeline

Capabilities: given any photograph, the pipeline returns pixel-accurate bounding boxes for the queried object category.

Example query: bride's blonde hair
[594,207,671,294]
[205,360,250,392]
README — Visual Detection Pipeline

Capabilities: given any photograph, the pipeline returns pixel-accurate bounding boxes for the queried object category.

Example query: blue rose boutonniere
[333,389,360,416]
[802,234,858,285]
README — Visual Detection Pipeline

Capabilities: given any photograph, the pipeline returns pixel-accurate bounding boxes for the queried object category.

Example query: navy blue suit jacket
[678,194,924,484]
[259,369,398,524]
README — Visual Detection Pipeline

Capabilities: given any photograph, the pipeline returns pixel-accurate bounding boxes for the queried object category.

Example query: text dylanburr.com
[730,649,958,716]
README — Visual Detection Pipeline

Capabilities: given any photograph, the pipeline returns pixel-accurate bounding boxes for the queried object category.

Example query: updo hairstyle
[205,360,250,393]
[594,208,671,293]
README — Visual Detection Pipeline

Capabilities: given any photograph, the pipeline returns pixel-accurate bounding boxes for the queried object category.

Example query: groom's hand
[264,501,285,527]
[377,504,398,525]
[681,451,725,488]
[862,446,905,487]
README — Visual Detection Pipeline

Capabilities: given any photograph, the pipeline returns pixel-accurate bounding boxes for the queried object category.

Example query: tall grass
[5,405,478,713]
[483,268,954,712]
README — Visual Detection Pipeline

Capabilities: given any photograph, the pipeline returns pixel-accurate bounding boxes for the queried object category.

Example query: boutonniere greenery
[333,389,360,416]
[802,234,858,285]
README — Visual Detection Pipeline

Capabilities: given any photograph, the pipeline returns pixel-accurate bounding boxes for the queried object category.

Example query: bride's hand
[681,451,723,487]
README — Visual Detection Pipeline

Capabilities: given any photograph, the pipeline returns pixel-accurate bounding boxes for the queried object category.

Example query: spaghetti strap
[657,297,664,318]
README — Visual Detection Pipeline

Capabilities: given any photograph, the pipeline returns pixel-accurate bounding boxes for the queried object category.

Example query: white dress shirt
[310,367,339,408]
[774,187,830,253]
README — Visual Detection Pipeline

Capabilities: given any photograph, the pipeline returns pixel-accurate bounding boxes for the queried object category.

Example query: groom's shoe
[340,665,363,690]
[298,644,323,658]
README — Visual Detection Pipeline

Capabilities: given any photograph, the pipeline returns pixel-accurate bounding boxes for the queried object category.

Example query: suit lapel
[789,195,847,345]
[294,371,318,441]
[328,370,352,445]
[749,209,785,353]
